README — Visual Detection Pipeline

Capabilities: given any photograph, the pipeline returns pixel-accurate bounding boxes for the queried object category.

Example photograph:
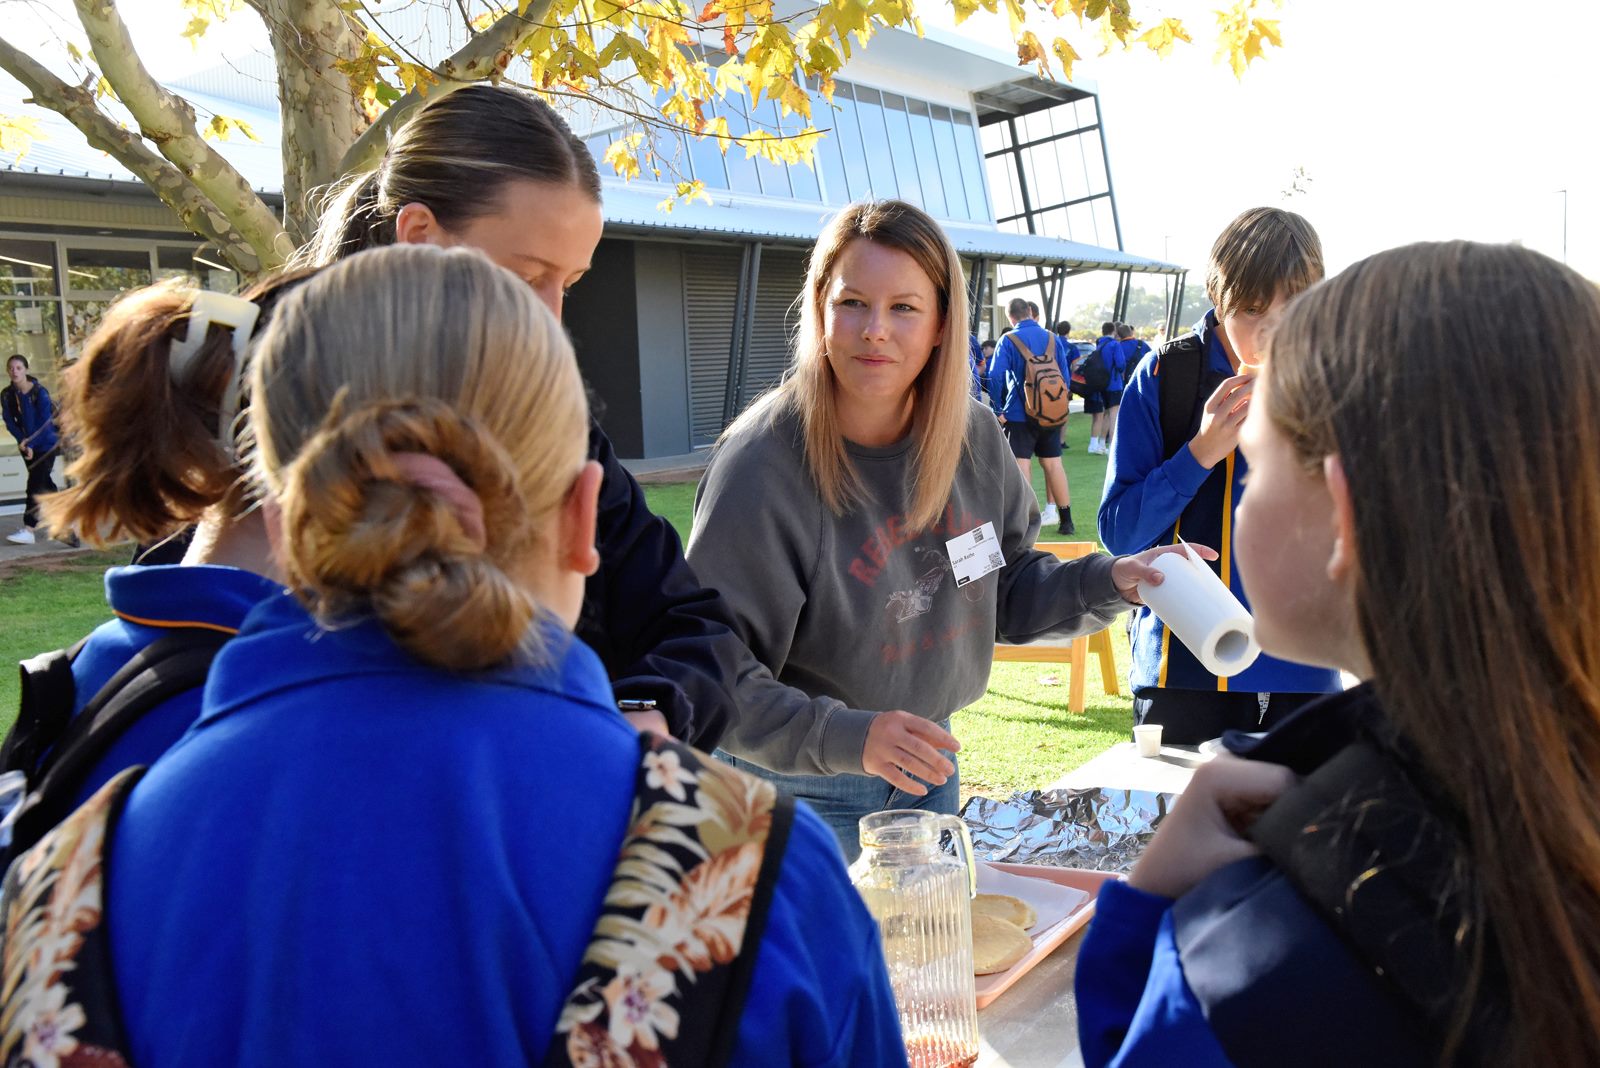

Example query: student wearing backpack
[0,273,315,855]
[988,296,1076,535]
[0,245,908,1067]
[1081,241,1600,1068]
[1098,208,1341,744]
[1104,323,1147,451]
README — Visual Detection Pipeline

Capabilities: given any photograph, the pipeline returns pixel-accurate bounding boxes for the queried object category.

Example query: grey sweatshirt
[686,397,1127,777]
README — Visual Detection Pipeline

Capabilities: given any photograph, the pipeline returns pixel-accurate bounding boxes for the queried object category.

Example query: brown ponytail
[42,271,316,547]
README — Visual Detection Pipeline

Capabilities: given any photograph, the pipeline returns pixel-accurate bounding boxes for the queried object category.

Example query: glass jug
[849,810,979,1068]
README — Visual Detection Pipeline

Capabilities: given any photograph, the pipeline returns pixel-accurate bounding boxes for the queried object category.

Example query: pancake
[972,893,1037,931]
[972,914,1033,975]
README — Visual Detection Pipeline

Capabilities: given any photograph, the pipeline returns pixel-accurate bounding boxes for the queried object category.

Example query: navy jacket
[1078,685,1500,1067]
[2,376,57,454]
[580,420,746,749]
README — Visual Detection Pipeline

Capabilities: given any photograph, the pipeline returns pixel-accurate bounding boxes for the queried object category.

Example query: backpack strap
[0,766,143,1066]
[545,734,796,1068]
[3,636,89,779]
[7,630,229,865]
[1155,332,1211,461]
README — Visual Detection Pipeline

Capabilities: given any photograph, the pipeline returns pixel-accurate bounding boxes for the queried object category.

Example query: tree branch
[73,0,293,269]
[0,32,267,276]
[338,0,556,176]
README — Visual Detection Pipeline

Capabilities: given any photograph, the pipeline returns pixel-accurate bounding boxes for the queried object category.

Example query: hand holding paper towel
[1137,542,1261,677]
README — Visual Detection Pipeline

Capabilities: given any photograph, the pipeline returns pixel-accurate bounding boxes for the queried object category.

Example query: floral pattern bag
[545,733,796,1068]
[0,738,796,1068]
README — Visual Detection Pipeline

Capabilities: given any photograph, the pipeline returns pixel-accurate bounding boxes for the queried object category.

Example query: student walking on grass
[1099,208,1341,744]
[1081,240,1600,1068]
[3,354,59,545]
[689,200,1206,860]
[988,296,1076,535]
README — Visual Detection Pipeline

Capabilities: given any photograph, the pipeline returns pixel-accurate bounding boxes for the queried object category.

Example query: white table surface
[974,742,1211,1066]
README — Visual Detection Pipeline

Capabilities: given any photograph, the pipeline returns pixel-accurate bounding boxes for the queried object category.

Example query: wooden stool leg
[1093,630,1120,696]
[1069,635,1088,713]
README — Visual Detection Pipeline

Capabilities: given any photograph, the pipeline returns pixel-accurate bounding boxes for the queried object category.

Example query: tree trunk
[266,0,371,246]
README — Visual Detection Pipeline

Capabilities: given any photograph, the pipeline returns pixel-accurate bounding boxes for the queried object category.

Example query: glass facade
[979,101,1117,247]
[588,78,992,223]
[0,236,238,458]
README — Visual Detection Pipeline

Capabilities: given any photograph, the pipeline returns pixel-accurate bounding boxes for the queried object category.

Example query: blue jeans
[717,730,959,864]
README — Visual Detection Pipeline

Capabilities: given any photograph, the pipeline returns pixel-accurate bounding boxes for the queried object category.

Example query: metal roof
[600,182,1182,273]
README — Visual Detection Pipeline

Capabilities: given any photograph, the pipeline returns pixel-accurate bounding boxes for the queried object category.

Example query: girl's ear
[1324,453,1357,584]
[558,460,603,578]
[394,202,447,247]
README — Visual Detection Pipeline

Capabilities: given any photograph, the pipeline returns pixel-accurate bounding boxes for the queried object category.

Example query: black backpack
[1,629,229,866]
[1155,332,1229,460]
[1070,343,1111,397]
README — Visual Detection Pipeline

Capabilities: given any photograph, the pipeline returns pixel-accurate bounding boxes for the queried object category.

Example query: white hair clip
[169,291,261,456]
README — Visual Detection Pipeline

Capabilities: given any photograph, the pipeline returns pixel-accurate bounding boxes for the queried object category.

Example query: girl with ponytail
[5,271,310,808]
[4,245,903,1066]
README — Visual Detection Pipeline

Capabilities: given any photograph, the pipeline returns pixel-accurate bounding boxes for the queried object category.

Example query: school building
[0,20,1186,512]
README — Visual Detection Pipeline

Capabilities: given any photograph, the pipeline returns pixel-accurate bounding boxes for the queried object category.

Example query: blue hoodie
[1098,313,1340,696]
[107,593,907,1067]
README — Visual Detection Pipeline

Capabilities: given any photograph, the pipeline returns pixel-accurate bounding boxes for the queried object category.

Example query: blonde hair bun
[281,396,535,672]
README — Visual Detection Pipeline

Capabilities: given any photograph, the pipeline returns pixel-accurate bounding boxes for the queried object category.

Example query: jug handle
[937,813,977,899]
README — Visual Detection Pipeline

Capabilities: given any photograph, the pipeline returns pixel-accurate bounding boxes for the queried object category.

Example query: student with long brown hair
[0,245,905,1065]
[689,199,1202,859]
[1079,241,1600,1066]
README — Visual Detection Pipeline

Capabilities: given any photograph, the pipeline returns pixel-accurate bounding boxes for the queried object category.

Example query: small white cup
[1133,724,1163,758]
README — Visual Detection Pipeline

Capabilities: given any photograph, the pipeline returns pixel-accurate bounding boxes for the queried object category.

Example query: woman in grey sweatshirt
[687,200,1203,860]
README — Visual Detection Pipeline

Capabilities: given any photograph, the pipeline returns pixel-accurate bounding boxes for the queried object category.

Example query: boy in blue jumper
[1098,207,1340,743]
[1086,322,1120,453]
[989,297,1075,534]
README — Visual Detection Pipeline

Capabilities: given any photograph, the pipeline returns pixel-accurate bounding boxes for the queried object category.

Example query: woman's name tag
[946,522,1004,587]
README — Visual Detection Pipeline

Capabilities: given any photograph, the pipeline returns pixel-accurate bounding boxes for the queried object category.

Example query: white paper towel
[1137,541,1261,677]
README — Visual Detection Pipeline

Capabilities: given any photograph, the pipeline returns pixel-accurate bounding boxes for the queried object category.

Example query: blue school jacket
[1097,313,1340,697]
[988,318,1069,424]
[67,563,283,805]
[106,593,907,1067]
[1,377,57,454]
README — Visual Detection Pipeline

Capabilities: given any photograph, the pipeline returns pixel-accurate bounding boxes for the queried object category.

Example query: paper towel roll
[1136,544,1261,677]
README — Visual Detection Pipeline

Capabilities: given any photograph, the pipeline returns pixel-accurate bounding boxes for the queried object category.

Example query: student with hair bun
[299,84,746,749]
[2,272,310,815]
[0,245,905,1066]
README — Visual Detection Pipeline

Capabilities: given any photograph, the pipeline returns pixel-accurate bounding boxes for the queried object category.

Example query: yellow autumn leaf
[1137,17,1190,57]
[602,132,645,179]
[0,115,43,161]
[1015,30,1050,76]
[1051,36,1080,81]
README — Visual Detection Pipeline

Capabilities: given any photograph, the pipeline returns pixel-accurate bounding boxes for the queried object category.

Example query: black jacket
[578,422,743,749]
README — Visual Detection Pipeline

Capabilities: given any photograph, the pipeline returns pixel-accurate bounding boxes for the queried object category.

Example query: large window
[581,79,992,222]
[981,99,1114,245]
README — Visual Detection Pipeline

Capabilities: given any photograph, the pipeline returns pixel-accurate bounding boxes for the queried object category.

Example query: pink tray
[974,864,1122,1009]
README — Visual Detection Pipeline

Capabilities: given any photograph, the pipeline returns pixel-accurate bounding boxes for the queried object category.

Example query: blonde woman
[688,200,1201,859]
[0,246,904,1066]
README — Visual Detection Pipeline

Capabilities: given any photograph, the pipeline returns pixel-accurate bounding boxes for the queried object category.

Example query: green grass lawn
[0,410,1128,798]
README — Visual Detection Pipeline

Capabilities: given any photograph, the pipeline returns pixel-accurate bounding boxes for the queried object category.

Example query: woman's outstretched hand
[1110,542,1220,604]
[1128,753,1297,899]
[862,711,961,795]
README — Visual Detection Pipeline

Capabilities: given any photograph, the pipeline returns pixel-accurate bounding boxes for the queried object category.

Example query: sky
[13,0,1599,287]
[923,0,1600,285]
